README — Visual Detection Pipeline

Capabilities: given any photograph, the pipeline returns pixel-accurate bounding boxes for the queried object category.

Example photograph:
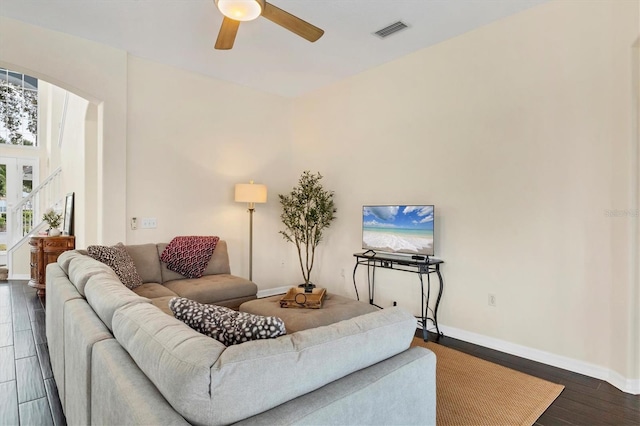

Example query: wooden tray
[280,287,327,309]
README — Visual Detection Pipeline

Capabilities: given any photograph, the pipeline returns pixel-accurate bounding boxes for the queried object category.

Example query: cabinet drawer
[43,239,75,250]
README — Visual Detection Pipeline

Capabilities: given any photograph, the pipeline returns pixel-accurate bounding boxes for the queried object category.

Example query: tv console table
[352,252,444,341]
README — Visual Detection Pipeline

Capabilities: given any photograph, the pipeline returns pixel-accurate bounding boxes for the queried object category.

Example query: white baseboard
[429,323,640,395]
[257,286,290,298]
[9,274,30,280]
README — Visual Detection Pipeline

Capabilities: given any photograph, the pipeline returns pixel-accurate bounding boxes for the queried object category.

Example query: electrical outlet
[131,217,137,230]
[488,294,496,307]
[141,217,157,229]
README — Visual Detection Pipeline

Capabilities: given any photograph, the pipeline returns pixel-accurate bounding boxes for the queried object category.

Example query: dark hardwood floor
[0,278,638,425]
[0,280,65,426]
[421,330,640,426]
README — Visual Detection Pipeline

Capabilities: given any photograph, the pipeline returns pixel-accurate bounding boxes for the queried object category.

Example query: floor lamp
[235,181,267,281]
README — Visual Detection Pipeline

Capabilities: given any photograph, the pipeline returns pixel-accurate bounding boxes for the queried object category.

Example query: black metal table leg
[352,262,360,301]
[433,265,444,337]
[419,272,427,341]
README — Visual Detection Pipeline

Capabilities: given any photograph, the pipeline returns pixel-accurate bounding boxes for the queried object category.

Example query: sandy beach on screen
[363,231,432,253]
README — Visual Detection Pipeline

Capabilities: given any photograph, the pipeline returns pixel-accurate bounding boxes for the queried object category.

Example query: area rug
[411,338,564,426]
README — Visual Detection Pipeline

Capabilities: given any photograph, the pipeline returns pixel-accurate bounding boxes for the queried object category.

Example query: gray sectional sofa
[46,241,437,425]
[116,241,258,313]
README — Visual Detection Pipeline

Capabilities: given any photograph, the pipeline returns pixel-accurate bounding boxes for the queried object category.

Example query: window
[0,68,38,146]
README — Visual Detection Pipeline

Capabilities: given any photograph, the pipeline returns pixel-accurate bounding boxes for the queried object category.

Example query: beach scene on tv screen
[363,205,434,255]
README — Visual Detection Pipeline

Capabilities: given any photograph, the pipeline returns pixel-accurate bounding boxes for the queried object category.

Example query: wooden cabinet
[29,236,75,296]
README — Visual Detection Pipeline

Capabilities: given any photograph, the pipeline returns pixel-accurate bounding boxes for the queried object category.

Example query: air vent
[374,21,409,38]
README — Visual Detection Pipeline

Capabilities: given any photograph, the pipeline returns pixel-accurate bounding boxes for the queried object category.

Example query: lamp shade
[235,182,267,203]
[215,0,263,21]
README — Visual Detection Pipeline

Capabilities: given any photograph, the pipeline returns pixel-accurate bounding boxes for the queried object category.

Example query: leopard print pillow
[169,297,286,346]
[87,243,143,289]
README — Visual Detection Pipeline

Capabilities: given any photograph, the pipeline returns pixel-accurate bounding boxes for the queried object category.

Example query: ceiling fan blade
[262,2,324,42]
[215,17,240,50]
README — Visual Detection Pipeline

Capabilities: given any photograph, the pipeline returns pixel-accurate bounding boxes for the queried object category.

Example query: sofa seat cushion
[164,274,257,305]
[212,295,257,311]
[132,283,178,300]
[144,296,258,318]
[148,296,177,316]
[169,297,286,346]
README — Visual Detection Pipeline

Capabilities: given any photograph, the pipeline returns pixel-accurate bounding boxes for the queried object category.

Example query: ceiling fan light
[216,0,262,22]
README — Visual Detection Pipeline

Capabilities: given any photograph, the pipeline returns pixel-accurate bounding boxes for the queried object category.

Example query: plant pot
[48,228,61,237]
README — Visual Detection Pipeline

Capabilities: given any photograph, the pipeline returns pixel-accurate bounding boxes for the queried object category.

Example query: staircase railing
[8,166,63,247]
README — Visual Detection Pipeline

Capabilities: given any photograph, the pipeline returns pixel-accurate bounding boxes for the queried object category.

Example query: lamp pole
[235,180,267,282]
[248,202,255,281]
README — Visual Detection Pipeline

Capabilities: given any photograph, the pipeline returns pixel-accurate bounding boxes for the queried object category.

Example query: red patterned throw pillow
[160,236,220,278]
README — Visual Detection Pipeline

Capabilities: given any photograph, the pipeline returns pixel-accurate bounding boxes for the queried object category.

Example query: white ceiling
[0,0,548,97]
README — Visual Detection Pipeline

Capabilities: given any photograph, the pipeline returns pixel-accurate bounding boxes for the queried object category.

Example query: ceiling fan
[214,0,324,50]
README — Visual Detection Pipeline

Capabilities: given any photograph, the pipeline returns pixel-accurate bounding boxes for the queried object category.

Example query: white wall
[292,0,639,387]
[84,104,99,245]
[59,94,89,247]
[40,81,64,172]
[0,16,128,245]
[125,56,300,288]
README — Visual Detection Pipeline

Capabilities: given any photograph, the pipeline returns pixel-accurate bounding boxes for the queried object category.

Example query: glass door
[0,157,39,258]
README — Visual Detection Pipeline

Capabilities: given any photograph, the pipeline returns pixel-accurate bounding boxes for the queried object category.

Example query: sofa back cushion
[210,307,416,424]
[113,304,415,425]
[157,240,231,282]
[84,271,151,332]
[124,243,163,283]
[202,239,231,275]
[59,251,119,297]
[112,303,226,423]
[57,250,76,273]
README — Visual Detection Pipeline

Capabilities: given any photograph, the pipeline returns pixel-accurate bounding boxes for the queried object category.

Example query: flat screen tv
[362,205,434,256]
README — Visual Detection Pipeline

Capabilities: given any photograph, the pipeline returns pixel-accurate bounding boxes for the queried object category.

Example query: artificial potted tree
[279,171,337,292]
[43,208,63,236]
